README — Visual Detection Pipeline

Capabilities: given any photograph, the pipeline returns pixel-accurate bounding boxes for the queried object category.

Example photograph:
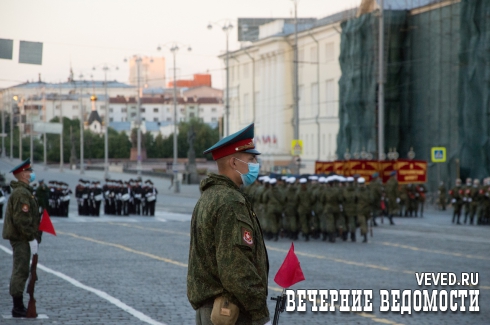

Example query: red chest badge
[243,229,253,245]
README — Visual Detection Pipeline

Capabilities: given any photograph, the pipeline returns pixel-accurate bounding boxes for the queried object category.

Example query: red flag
[274,243,305,288]
[39,209,56,236]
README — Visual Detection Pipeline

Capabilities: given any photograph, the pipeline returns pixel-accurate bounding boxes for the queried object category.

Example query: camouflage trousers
[266,209,282,234]
[345,213,356,233]
[9,240,31,297]
[195,306,269,325]
[326,212,344,233]
[284,206,298,232]
[358,214,370,235]
[298,209,311,235]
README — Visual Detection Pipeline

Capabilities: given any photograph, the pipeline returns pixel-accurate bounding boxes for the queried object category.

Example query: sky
[0,0,362,90]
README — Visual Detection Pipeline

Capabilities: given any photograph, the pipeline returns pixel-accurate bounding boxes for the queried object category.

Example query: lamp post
[93,64,119,179]
[79,74,85,174]
[1,89,5,158]
[157,43,192,193]
[207,20,233,137]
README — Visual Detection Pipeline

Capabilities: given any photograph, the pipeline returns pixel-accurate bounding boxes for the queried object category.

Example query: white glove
[29,240,38,255]
[468,198,472,202]
[396,198,400,203]
[451,199,456,203]
[264,322,272,325]
[463,197,467,202]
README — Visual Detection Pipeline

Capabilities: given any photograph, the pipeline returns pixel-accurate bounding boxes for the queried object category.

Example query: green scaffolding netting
[337,0,490,189]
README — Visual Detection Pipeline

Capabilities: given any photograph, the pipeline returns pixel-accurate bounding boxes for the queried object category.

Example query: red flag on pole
[274,243,305,288]
[39,209,56,236]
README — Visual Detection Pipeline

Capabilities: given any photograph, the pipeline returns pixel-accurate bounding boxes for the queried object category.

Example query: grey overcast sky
[0,0,361,89]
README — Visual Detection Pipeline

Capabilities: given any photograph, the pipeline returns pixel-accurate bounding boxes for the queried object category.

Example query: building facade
[222,10,356,173]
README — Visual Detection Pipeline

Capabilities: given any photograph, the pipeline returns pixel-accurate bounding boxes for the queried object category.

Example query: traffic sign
[291,139,303,156]
[431,147,446,163]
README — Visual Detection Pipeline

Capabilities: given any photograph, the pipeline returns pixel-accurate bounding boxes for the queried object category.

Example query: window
[153,108,159,113]
[131,112,136,117]
[166,107,170,112]
[55,105,60,109]
[121,108,127,113]
[189,106,195,110]
[180,118,185,122]
[199,107,203,112]
[310,46,318,63]
[211,117,217,122]
[73,115,78,120]
[73,105,78,109]
[82,105,87,110]
[166,117,172,122]
[243,93,250,122]
[325,79,335,116]
[109,108,114,113]
[140,108,145,112]
[190,112,195,118]
[109,118,113,122]
[153,117,158,122]
[325,42,334,61]
[142,117,146,121]
[180,108,185,113]
[310,83,318,117]
[211,107,217,113]
[131,106,136,110]
[100,105,106,109]
[243,63,249,79]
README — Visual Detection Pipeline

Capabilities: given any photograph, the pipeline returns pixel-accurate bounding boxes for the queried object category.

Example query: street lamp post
[157,43,192,193]
[79,74,85,174]
[93,64,118,179]
[207,20,233,137]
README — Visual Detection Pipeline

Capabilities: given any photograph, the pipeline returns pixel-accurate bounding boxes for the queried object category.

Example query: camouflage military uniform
[357,184,372,242]
[297,185,312,240]
[283,184,299,239]
[324,184,344,242]
[2,181,42,297]
[449,184,464,224]
[438,183,447,210]
[35,182,49,213]
[262,185,284,240]
[187,174,270,325]
[342,183,358,241]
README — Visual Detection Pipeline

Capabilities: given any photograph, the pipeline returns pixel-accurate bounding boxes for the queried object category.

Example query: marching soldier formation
[449,177,490,225]
[245,173,401,244]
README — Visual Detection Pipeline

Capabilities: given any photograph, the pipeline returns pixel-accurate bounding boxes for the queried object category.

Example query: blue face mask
[29,172,36,183]
[234,158,260,187]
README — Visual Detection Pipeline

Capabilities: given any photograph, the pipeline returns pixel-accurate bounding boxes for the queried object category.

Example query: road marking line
[108,222,189,236]
[0,245,167,325]
[378,241,490,261]
[58,231,188,267]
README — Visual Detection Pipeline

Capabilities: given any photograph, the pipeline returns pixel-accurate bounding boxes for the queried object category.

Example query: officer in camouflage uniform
[356,177,372,243]
[467,179,480,225]
[297,178,312,241]
[325,176,344,243]
[262,178,284,241]
[342,177,358,242]
[438,181,447,210]
[2,159,42,318]
[450,178,463,224]
[369,173,382,226]
[283,177,299,240]
[385,171,397,225]
[187,124,270,325]
[462,178,472,222]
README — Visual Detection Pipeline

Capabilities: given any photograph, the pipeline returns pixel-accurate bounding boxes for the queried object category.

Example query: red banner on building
[379,161,396,184]
[396,159,427,184]
[314,159,427,184]
[346,160,380,183]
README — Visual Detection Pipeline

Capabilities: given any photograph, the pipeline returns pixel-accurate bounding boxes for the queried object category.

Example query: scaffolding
[337,0,490,190]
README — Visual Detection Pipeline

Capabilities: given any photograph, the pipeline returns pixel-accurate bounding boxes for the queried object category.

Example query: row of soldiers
[32,180,72,217]
[445,177,490,225]
[75,178,158,217]
[244,172,405,243]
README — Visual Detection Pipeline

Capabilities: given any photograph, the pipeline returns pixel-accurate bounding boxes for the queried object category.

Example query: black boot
[342,231,348,241]
[457,214,461,225]
[362,233,368,243]
[12,296,27,318]
[372,218,378,226]
[350,232,356,242]
[273,233,279,241]
[322,232,327,241]
[304,233,309,242]
[328,233,336,243]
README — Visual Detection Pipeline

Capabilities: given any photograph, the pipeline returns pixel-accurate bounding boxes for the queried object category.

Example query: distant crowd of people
[439,177,490,225]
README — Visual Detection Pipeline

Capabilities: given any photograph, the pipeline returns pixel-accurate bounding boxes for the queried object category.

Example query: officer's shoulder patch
[21,204,29,212]
[241,227,254,246]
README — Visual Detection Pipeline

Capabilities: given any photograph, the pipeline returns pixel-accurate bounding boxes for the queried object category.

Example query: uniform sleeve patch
[242,227,254,246]
[22,204,29,212]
